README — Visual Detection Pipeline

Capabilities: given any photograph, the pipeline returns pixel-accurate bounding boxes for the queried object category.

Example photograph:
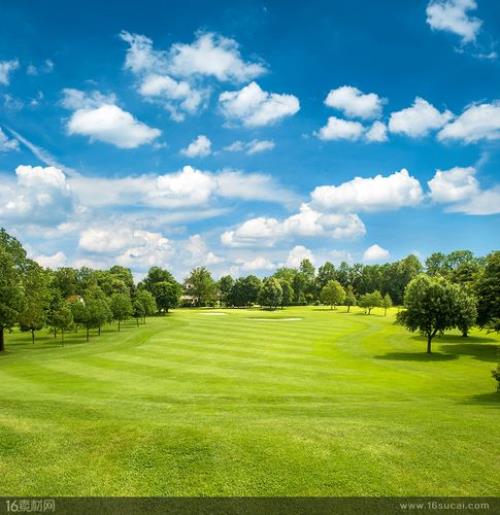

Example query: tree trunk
[118,320,121,332]
[86,327,89,342]
[136,318,139,327]
[330,305,333,310]
[98,325,101,336]
[32,328,35,344]
[462,329,468,337]
[61,330,64,346]
[347,305,350,313]
[427,334,432,354]
[0,327,4,352]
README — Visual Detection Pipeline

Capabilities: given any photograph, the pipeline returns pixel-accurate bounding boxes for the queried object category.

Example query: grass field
[0,306,498,496]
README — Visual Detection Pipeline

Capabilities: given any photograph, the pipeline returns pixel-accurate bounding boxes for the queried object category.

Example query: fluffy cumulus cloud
[389,97,453,137]
[62,88,161,148]
[426,0,481,43]
[34,251,67,269]
[0,59,19,85]
[236,256,276,271]
[0,127,19,152]
[311,169,424,212]
[428,166,500,215]
[181,135,212,157]
[365,121,388,142]
[219,82,300,127]
[0,165,73,225]
[428,166,479,203]
[185,234,223,266]
[224,139,275,154]
[316,116,365,141]
[79,226,174,270]
[324,86,384,119]
[286,245,315,267]
[120,31,265,120]
[363,244,390,262]
[437,102,500,142]
[221,203,365,247]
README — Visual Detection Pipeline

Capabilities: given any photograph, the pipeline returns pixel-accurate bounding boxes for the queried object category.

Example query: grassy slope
[0,306,498,496]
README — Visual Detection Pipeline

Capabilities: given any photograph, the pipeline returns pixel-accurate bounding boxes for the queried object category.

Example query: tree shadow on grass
[375,352,457,362]
[430,335,499,363]
[462,391,499,408]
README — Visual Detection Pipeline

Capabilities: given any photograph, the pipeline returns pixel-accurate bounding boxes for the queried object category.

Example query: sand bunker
[199,312,228,316]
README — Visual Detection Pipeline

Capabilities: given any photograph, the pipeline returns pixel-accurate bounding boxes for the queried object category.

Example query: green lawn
[0,306,498,496]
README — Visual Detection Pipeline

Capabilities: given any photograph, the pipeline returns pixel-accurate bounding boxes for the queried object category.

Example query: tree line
[0,228,499,358]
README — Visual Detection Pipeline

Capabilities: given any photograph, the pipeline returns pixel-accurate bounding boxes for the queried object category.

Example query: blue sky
[0,0,499,279]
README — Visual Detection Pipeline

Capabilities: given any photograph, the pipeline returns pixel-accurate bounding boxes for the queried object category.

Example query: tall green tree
[185,267,216,307]
[475,251,500,332]
[150,281,181,313]
[358,291,383,315]
[110,293,133,331]
[48,298,73,345]
[18,260,52,343]
[454,289,477,337]
[320,280,345,310]
[135,290,157,323]
[279,280,294,308]
[259,278,283,310]
[316,262,336,290]
[218,275,234,307]
[344,285,357,313]
[382,293,393,316]
[0,247,24,352]
[84,286,112,337]
[397,275,459,354]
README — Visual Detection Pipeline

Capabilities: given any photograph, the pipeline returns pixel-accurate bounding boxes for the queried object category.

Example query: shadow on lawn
[434,335,499,363]
[376,352,457,362]
[462,391,500,408]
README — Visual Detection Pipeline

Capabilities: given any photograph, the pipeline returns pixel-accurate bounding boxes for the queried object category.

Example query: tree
[218,275,234,307]
[52,267,79,298]
[0,248,24,352]
[454,289,477,337]
[185,267,216,307]
[397,275,459,354]
[320,280,345,310]
[259,278,282,310]
[135,290,157,323]
[475,251,500,330]
[382,293,393,316]
[316,262,336,290]
[48,299,73,345]
[150,281,181,313]
[344,285,356,312]
[110,293,133,331]
[83,286,112,338]
[18,260,51,343]
[358,290,383,315]
[69,297,87,333]
[279,280,294,308]
[243,275,262,305]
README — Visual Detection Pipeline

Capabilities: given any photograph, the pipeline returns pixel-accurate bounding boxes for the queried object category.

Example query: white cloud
[363,244,390,262]
[428,166,500,215]
[428,166,479,203]
[185,234,223,266]
[0,59,19,85]
[138,73,205,121]
[120,31,265,120]
[181,135,212,157]
[236,256,275,271]
[324,86,384,119]
[224,139,275,154]
[26,59,54,76]
[219,81,300,127]
[34,251,67,269]
[311,169,424,212]
[221,204,365,247]
[0,127,19,152]
[316,116,365,141]
[62,89,161,148]
[437,102,500,142]
[167,32,266,82]
[426,0,481,43]
[389,97,453,137]
[0,165,73,225]
[365,121,388,142]
[286,245,315,267]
